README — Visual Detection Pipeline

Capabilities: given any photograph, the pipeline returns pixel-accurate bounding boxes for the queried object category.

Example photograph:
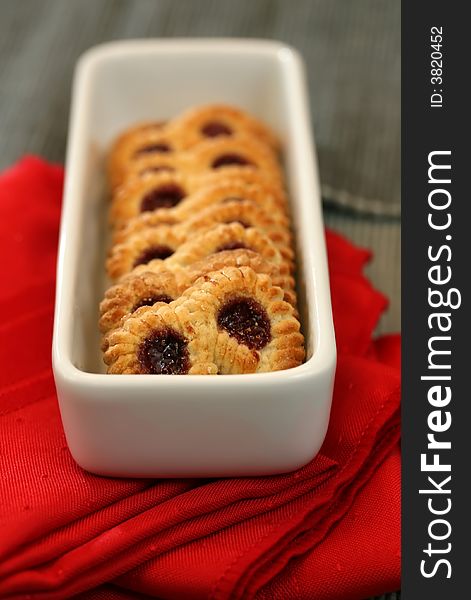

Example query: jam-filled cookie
[172,178,289,219]
[117,154,181,186]
[99,269,180,337]
[103,300,219,375]
[104,266,303,374]
[112,208,181,245]
[184,266,304,373]
[108,122,181,189]
[167,104,280,152]
[185,249,280,287]
[100,249,285,339]
[112,179,289,245]
[197,168,287,196]
[109,171,192,228]
[170,225,297,311]
[183,137,284,183]
[186,249,297,308]
[123,223,295,301]
[165,222,288,273]
[179,200,293,260]
[106,226,184,281]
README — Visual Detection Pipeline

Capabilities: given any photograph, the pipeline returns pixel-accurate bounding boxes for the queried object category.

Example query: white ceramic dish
[52,39,336,477]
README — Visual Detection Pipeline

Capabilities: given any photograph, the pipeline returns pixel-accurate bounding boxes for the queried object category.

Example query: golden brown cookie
[100,249,294,340]
[179,200,293,259]
[197,168,287,195]
[185,249,280,285]
[118,154,181,187]
[112,179,289,245]
[186,248,296,306]
[171,225,297,310]
[165,222,288,273]
[182,266,304,373]
[182,137,284,183]
[106,226,185,281]
[167,104,280,152]
[112,210,181,245]
[186,250,297,308]
[99,269,180,337]
[174,178,289,218]
[109,171,193,229]
[103,266,303,374]
[107,121,182,189]
[122,223,295,301]
[103,300,219,375]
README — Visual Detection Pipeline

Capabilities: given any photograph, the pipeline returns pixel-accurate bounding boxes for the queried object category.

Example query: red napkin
[0,157,400,600]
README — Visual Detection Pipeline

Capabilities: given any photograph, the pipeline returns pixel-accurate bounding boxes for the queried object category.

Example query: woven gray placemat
[324,208,400,335]
[0,0,399,216]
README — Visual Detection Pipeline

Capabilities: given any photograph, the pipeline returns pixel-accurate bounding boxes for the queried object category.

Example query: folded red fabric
[0,157,400,600]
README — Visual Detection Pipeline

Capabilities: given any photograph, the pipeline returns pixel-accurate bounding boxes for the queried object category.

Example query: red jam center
[132,294,173,312]
[140,184,185,212]
[134,142,172,156]
[212,154,253,169]
[216,241,248,253]
[133,245,174,267]
[138,328,190,374]
[201,121,233,137]
[217,297,271,350]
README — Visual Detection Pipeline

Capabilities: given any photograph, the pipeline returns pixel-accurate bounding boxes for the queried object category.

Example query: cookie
[182,137,284,183]
[173,178,289,218]
[99,269,180,338]
[112,179,289,245]
[103,299,219,375]
[169,219,298,320]
[186,250,297,308]
[185,266,304,373]
[106,226,185,281]
[123,223,296,298]
[109,171,192,228]
[167,104,280,152]
[197,168,287,194]
[107,121,181,189]
[117,155,181,187]
[100,249,294,339]
[179,200,293,261]
[165,223,288,273]
[103,267,303,375]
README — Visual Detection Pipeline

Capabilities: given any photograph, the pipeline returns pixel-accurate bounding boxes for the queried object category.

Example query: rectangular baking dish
[52,39,336,477]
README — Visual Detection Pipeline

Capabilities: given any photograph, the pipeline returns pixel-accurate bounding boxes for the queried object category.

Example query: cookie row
[103,266,304,375]
[101,105,304,374]
[107,104,281,189]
